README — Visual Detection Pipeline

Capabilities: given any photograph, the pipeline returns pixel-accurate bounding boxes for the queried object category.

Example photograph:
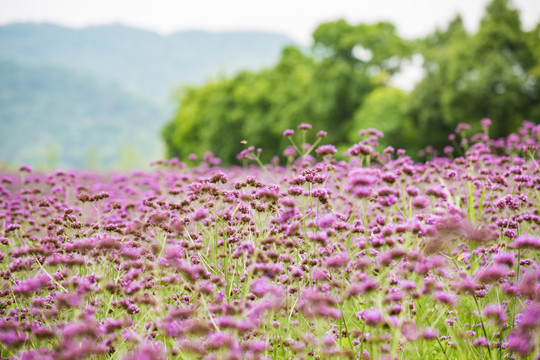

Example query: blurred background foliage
[164,0,540,164]
[1,0,539,168]
[0,60,166,169]
[0,24,293,169]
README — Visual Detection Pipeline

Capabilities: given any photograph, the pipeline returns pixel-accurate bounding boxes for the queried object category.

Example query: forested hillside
[0,23,295,100]
[0,24,295,168]
[0,60,165,168]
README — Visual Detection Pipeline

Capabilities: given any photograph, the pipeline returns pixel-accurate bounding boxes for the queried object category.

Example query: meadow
[1,120,539,359]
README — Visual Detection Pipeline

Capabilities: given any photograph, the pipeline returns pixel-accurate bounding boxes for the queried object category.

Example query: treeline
[163,0,540,164]
[0,61,165,169]
[0,23,294,169]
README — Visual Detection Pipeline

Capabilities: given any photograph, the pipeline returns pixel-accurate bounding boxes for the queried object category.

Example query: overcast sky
[0,0,539,45]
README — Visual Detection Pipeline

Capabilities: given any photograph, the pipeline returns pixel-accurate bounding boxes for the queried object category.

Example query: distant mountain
[0,23,295,100]
[0,60,165,169]
[0,23,295,168]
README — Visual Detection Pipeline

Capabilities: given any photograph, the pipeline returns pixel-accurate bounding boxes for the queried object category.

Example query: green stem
[435,337,450,360]
[473,295,492,360]
[33,255,67,292]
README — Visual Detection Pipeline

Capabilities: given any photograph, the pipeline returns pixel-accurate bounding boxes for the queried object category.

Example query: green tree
[163,20,412,164]
[163,46,316,164]
[350,86,419,152]
[407,0,539,151]
[525,22,540,121]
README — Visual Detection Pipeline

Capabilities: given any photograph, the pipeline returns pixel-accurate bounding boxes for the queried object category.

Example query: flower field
[1,121,540,359]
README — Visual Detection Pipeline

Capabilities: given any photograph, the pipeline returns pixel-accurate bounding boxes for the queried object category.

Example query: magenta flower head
[250,277,283,298]
[206,331,235,350]
[318,214,336,229]
[476,264,508,284]
[317,130,327,138]
[315,145,337,157]
[455,123,471,134]
[357,308,382,326]
[510,234,540,250]
[298,123,313,131]
[325,252,349,268]
[298,123,312,131]
[517,271,539,298]
[312,267,330,281]
[434,291,457,307]
[473,337,489,347]
[480,118,492,130]
[19,165,32,173]
[12,273,51,296]
[507,331,534,357]
[482,304,507,325]
[517,303,540,329]
[123,341,165,360]
[421,327,439,340]
[493,252,516,267]
[283,129,295,137]
[411,195,430,209]
[192,208,209,221]
[283,145,297,157]
[148,211,170,226]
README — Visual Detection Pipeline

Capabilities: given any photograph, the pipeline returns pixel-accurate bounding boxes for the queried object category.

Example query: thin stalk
[473,295,493,360]
[435,337,450,360]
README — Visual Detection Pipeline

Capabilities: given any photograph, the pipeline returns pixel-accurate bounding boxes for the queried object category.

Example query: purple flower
[12,274,51,296]
[192,208,209,221]
[19,165,32,173]
[421,327,439,340]
[283,129,294,137]
[348,169,378,186]
[511,234,540,250]
[357,308,382,326]
[250,277,283,298]
[434,291,457,307]
[517,271,538,298]
[482,304,507,325]
[493,252,516,267]
[123,341,165,360]
[312,267,330,281]
[283,145,297,157]
[507,331,534,357]
[473,337,489,347]
[307,231,329,246]
[325,252,349,268]
[360,277,379,293]
[455,123,471,133]
[318,214,336,229]
[517,303,540,329]
[411,195,430,209]
[316,145,337,157]
[0,329,27,349]
[298,123,312,131]
[476,264,508,283]
[249,339,266,353]
[148,211,170,226]
[481,118,491,130]
[206,331,235,350]
[425,186,447,200]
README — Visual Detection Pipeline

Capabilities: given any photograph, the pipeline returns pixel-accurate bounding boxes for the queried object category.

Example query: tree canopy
[408,0,540,151]
[163,0,540,164]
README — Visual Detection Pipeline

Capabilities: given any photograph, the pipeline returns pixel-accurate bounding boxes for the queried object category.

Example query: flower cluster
[0,120,539,359]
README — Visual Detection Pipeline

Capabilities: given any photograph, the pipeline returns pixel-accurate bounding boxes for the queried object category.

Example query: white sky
[0,0,539,45]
